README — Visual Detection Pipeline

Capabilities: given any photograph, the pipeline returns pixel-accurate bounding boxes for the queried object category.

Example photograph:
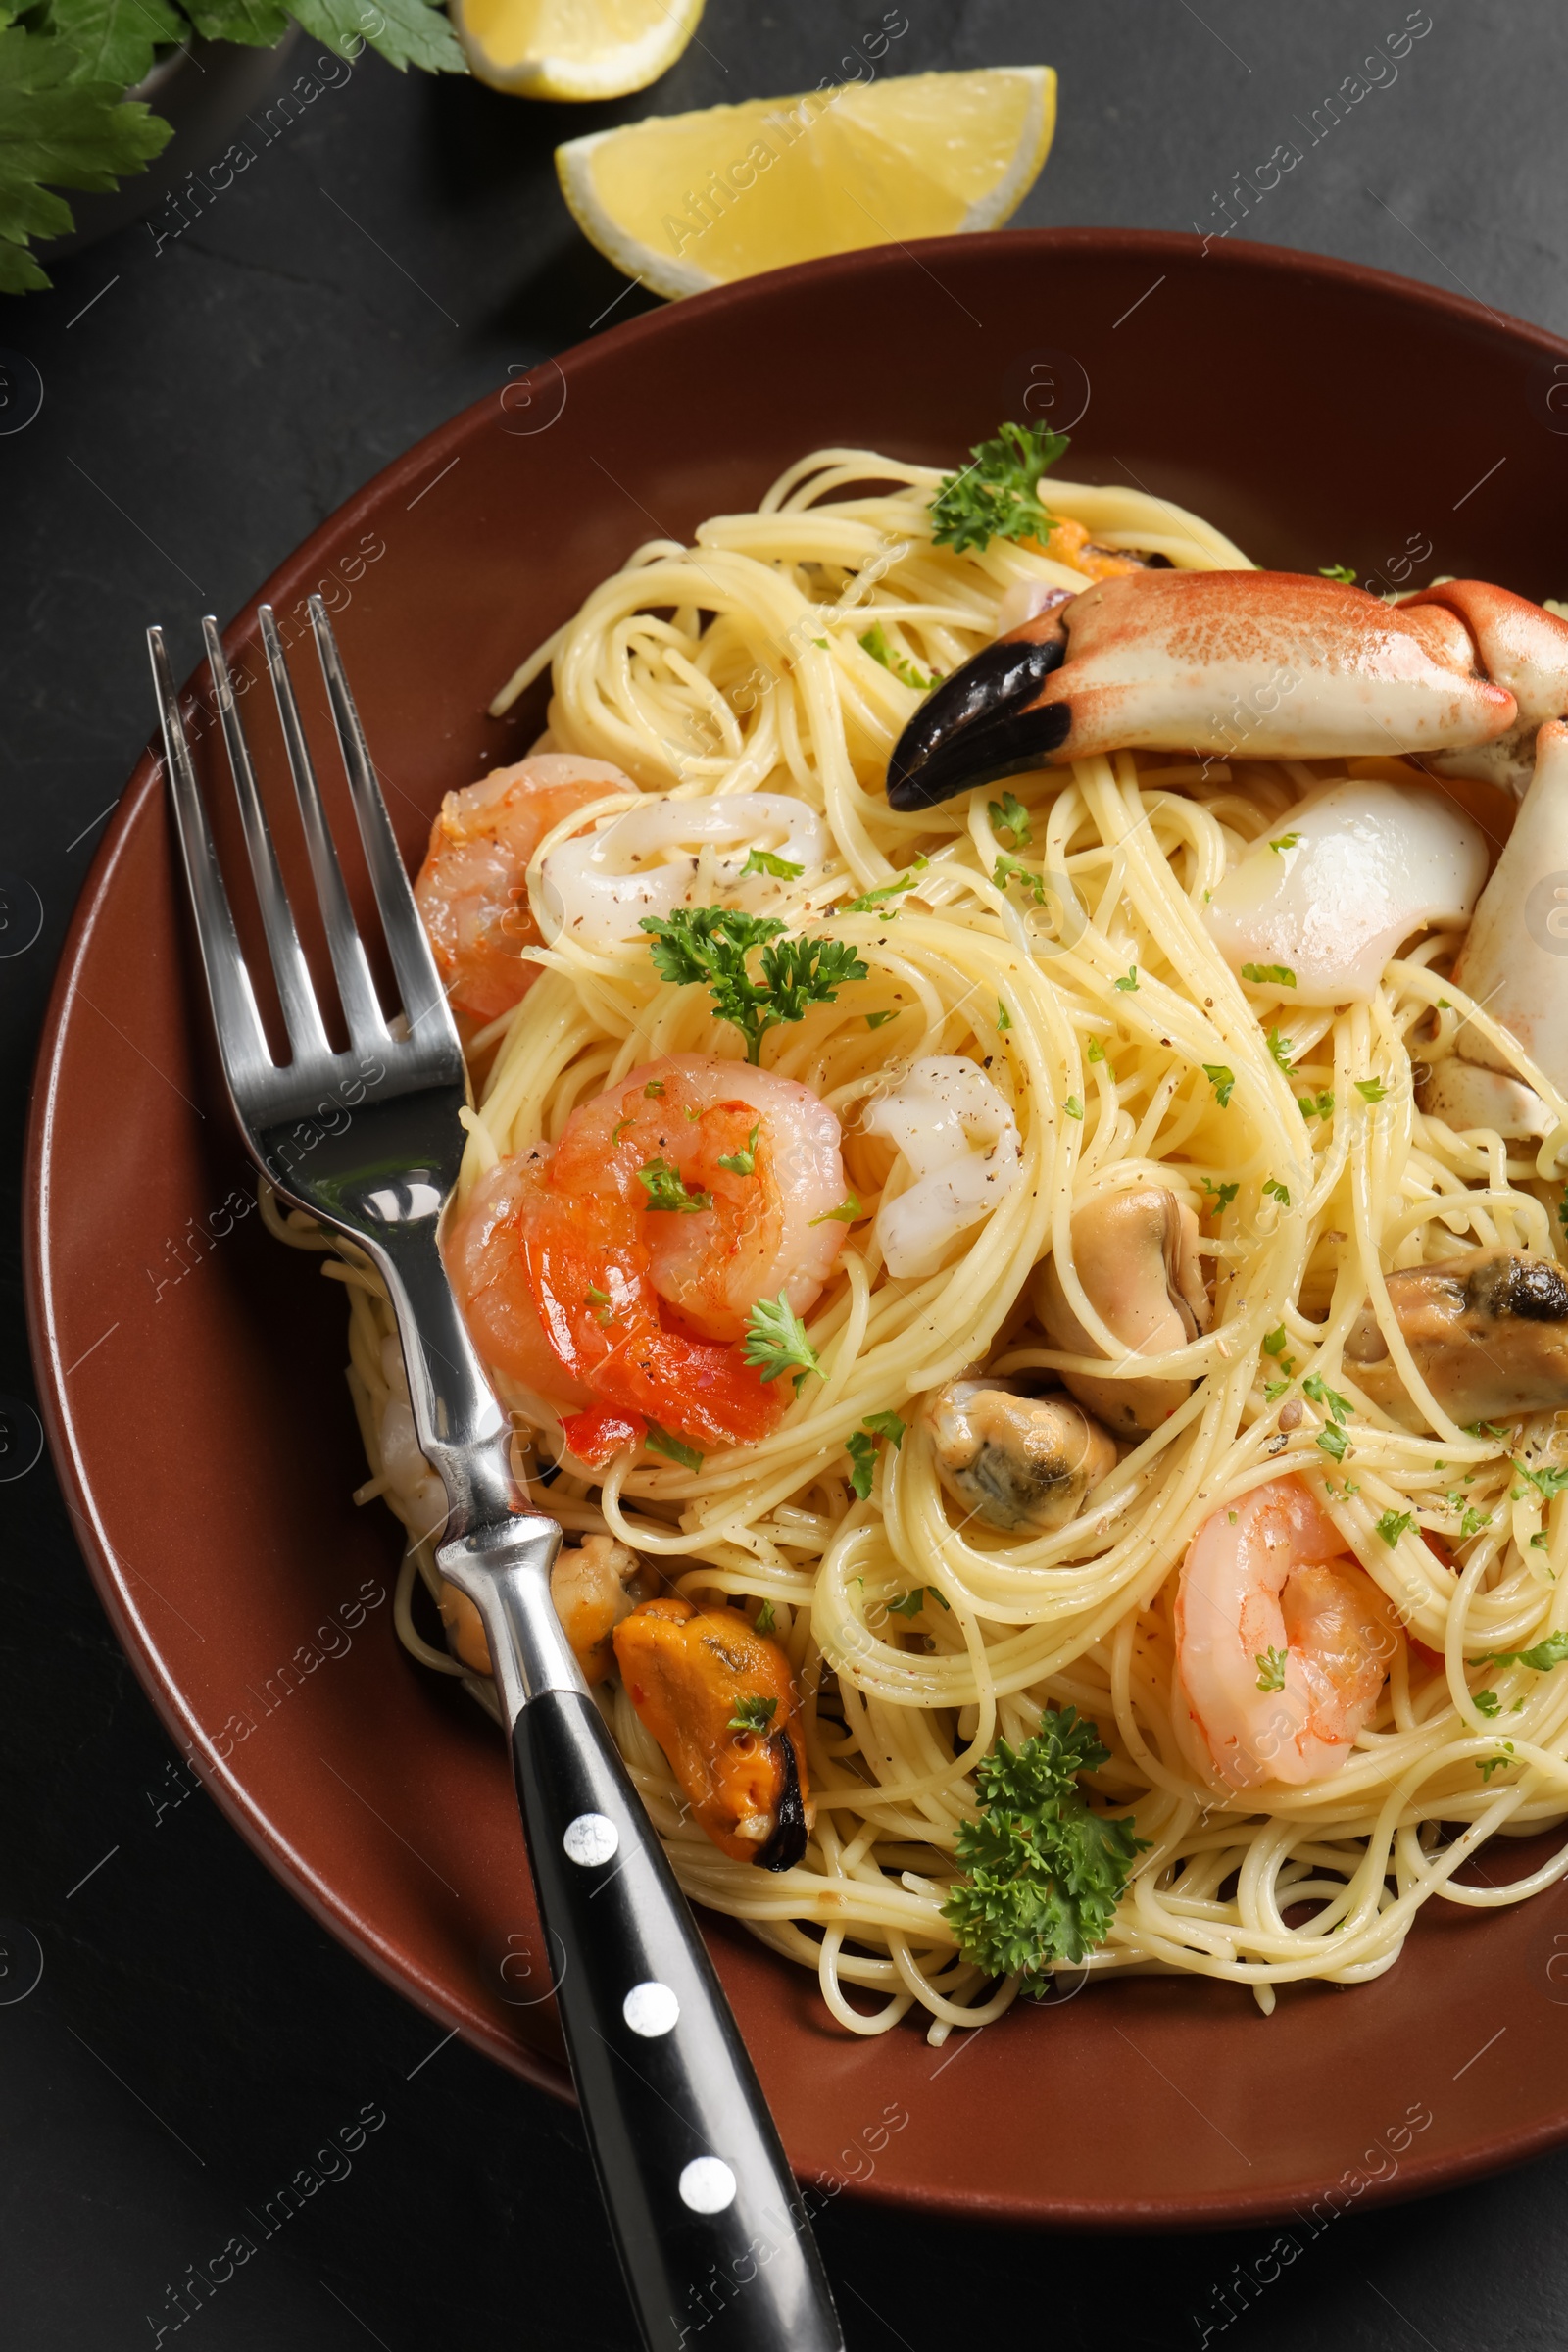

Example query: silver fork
[147,595,844,2352]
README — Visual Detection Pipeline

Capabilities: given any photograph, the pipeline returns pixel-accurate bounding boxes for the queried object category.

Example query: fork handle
[442,1528,844,2352]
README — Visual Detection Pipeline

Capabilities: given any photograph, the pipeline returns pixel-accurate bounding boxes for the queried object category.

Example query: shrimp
[1174,1475,1397,1788]
[446,1053,850,1457]
[414,753,634,1028]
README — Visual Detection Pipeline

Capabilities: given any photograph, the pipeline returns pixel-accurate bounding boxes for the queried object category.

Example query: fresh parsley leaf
[1317,1423,1349,1462]
[1302,1373,1350,1424]
[1263,1379,1292,1401]
[1464,1421,1510,1442]
[0,18,173,291]
[1319,563,1357,584]
[1203,1177,1240,1210]
[1262,1177,1291,1206]
[1491,1629,1568,1672]
[1255,1645,1288,1692]
[638,1158,710,1214]
[842,858,927,916]
[280,0,466,67]
[641,906,866,1064]
[1476,1744,1515,1782]
[988,791,1033,847]
[1266,1027,1297,1075]
[1114,966,1139,993]
[585,1282,616,1328]
[1064,1096,1084,1121]
[49,0,185,87]
[1459,1504,1492,1540]
[1298,1090,1335,1120]
[1355,1078,1388,1103]
[863,1411,906,1447]
[859,622,938,692]
[996,1000,1012,1033]
[742,848,804,880]
[808,1193,860,1226]
[1262,1327,1289,1357]
[1517,1463,1568,1501]
[846,1430,878,1500]
[1473,1688,1502,1718]
[644,1421,703,1471]
[1243,962,1298,988]
[716,1122,760,1178]
[1269,833,1300,854]
[1376,1509,1414,1546]
[754,1599,776,1636]
[1086,1037,1106,1064]
[884,1586,928,1620]
[744,1292,822,1390]
[643,1078,665,1097]
[1204,1064,1235,1107]
[729,1693,778,1735]
[928,418,1070,554]
[865,1009,897,1030]
[942,1711,1149,1978]
[993,852,1046,905]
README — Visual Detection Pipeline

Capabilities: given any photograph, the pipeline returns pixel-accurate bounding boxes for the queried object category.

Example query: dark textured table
[4,2,1565,2343]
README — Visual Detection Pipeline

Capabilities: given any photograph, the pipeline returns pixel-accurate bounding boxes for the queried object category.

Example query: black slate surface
[4,2,1566,2344]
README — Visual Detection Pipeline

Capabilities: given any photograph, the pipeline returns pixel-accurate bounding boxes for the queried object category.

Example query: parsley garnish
[1490,1630,1568,1672]
[1262,1177,1291,1206]
[944,1714,1149,1980]
[643,1078,665,1098]
[1269,833,1300,854]
[638,1158,710,1214]
[1317,1424,1349,1462]
[744,1293,821,1391]
[1516,1463,1568,1501]
[716,1122,760,1177]
[1114,966,1139,993]
[1202,1177,1239,1210]
[1376,1509,1414,1546]
[1264,1379,1292,1401]
[1302,1373,1350,1424]
[644,1421,703,1471]
[1298,1090,1335,1120]
[988,791,1033,847]
[1064,1096,1084,1121]
[885,1588,926,1620]
[585,1283,615,1327]
[864,1411,906,1446]
[1319,564,1357,584]
[808,1193,861,1226]
[742,848,804,880]
[1204,1064,1236,1107]
[993,853,1046,905]
[928,418,1070,553]
[1243,962,1298,988]
[1473,1689,1502,1718]
[866,1009,897,1030]
[1355,1078,1388,1103]
[846,1431,878,1499]
[754,1600,776,1636]
[1476,1744,1515,1783]
[842,858,928,916]
[1262,1327,1290,1357]
[859,622,939,692]
[729,1694,778,1735]
[1255,1645,1289,1692]
[641,906,866,1065]
[1266,1027,1297,1075]
[997,1000,1012,1033]
[1458,1504,1492,1540]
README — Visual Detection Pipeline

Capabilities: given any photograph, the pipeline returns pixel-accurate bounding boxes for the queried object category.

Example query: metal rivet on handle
[622,1981,679,2038]
[563,1812,618,1868]
[679,2156,737,2215]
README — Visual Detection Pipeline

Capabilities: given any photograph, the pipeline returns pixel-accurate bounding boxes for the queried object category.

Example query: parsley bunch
[943,1710,1148,1980]
[928,419,1071,554]
[2,0,465,293]
[641,906,867,1064]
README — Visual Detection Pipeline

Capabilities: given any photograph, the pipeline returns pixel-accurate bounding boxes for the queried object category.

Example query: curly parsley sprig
[641,906,867,1065]
[942,1710,1148,1981]
[928,419,1071,554]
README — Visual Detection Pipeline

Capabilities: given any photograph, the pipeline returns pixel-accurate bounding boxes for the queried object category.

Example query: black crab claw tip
[885,631,1073,810]
[758,1731,808,1873]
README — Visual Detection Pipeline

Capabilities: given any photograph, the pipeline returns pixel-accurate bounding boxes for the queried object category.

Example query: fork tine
[147,625,274,1084]
[201,617,333,1065]
[259,605,391,1057]
[308,597,458,1054]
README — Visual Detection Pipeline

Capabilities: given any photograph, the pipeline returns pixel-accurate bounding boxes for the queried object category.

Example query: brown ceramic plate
[27,230,1568,2229]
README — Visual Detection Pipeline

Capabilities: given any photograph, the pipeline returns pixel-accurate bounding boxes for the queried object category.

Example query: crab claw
[886,570,1538,810]
[886,603,1071,809]
[1401,582,1568,794]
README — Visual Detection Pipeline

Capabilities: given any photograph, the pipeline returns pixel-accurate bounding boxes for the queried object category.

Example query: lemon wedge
[456,0,705,100]
[556,65,1056,298]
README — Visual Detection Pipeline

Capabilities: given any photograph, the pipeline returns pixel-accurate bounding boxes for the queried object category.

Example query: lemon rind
[460,0,702,101]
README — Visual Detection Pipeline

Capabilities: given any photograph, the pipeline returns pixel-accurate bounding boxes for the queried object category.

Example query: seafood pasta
[270,424,1568,2038]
